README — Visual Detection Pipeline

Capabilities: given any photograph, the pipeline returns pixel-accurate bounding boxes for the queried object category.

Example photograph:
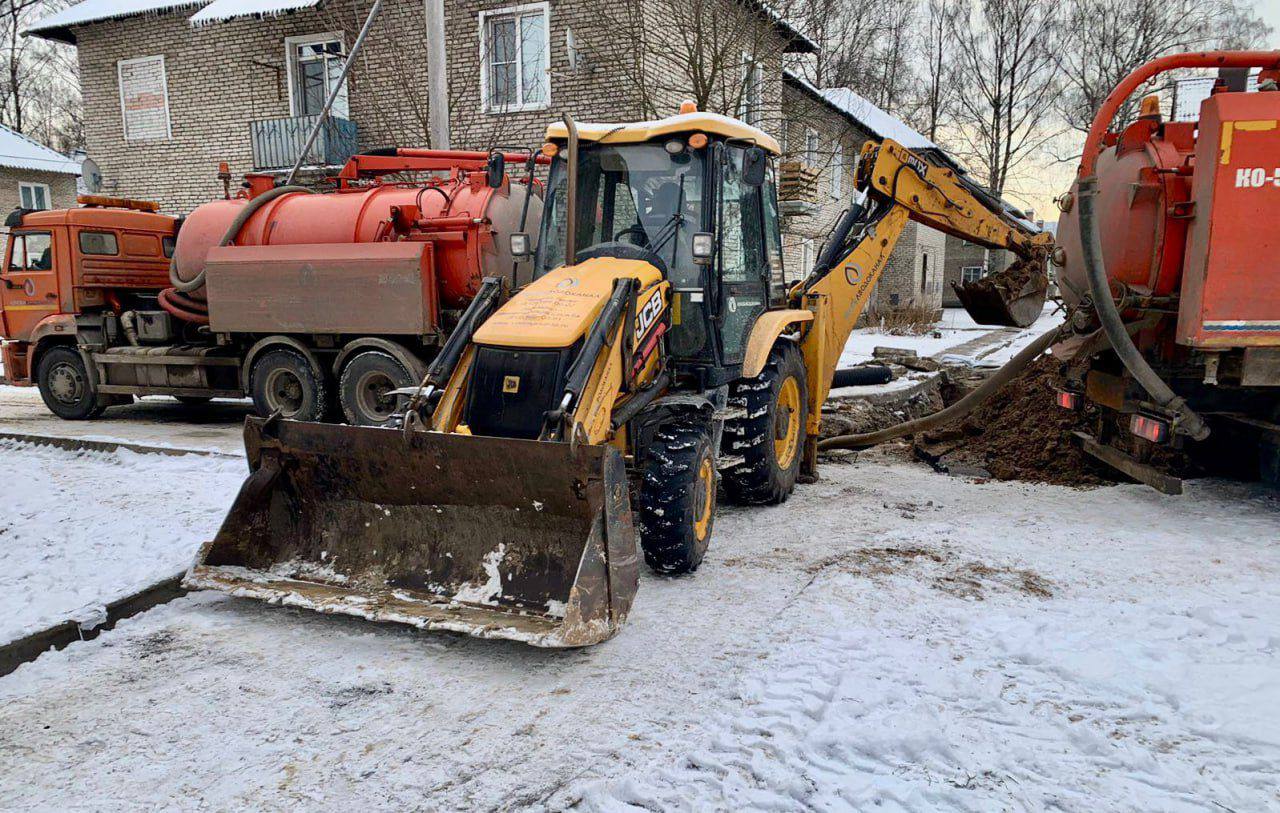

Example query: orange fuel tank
[173,160,541,309]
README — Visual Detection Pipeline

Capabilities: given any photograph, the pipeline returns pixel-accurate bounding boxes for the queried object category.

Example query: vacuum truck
[0,149,544,425]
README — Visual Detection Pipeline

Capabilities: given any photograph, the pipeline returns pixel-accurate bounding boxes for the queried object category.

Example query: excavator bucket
[184,417,639,647]
[952,257,1049,328]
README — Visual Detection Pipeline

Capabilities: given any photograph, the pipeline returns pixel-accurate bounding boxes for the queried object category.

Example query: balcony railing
[249,115,359,172]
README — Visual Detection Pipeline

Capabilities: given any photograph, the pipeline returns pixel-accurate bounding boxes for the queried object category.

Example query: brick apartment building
[0,125,81,233]
[28,0,950,313]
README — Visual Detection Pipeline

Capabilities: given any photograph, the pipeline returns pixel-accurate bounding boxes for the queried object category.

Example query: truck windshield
[535,143,706,287]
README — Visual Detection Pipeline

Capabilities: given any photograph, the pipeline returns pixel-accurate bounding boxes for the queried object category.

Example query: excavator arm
[791,138,1053,473]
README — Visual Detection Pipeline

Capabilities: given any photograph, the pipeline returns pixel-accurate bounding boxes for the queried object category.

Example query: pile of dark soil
[913,356,1118,487]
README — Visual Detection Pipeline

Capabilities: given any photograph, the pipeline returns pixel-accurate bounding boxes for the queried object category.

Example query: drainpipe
[424,0,451,149]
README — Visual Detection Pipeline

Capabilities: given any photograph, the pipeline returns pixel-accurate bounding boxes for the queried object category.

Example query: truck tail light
[1055,390,1081,410]
[1129,413,1169,443]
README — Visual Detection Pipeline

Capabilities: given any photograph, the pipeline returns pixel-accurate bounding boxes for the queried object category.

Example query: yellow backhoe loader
[186,108,1052,647]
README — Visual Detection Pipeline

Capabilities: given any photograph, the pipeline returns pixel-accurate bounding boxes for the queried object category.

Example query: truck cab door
[1,230,60,341]
[715,146,769,367]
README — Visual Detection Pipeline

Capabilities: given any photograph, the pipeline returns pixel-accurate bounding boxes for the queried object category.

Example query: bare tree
[1,0,82,149]
[1054,0,1271,136]
[911,0,963,143]
[950,0,1059,198]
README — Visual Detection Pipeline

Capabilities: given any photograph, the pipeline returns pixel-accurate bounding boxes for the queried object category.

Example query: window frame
[738,53,764,127]
[961,265,985,284]
[284,32,349,119]
[18,181,51,211]
[830,142,843,199]
[78,230,120,256]
[803,128,820,170]
[117,54,172,141]
[479,1,552,114]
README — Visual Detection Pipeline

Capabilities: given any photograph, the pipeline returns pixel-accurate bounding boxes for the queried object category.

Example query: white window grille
[480,2,551,113]
[18,182,50,210]
[961,265,985,283]
[117,55,171,141]
[286,34,348,119]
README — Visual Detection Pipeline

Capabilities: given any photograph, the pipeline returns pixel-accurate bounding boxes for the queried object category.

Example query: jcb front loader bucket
[184,418,639,647]
[952,259,1049,328]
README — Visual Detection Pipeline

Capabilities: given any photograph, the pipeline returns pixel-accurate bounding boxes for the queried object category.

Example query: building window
[830,143,843,199]
[961,265,985,283]
[286,34,348,119]
[920,251,930,292]
[480,3,550,113]
[798,238,816,283]
[739,55,764,126]
[117,55,171,141]
[18,182,50,210]
[804,129,820,169]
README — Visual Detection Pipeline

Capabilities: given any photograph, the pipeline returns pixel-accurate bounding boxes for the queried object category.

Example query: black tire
[36,346,105,420]
[722,342,808,504]
[339,350,415,426]
[636,416,717,574]
[249,348,329,422]
[173,395,213,406]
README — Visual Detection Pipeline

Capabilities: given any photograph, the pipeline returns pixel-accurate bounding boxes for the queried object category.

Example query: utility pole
[424,0,450,149]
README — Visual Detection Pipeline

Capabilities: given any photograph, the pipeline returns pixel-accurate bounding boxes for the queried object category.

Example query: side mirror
[509,232,532,257]
[743,146,767,187]
[486,152,505,189]
[692,232,714,265]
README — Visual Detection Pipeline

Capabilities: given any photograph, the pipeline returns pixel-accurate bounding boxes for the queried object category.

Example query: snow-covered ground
[1,446,1277,811]
[0,440,244,644]
[839,306,1064,369]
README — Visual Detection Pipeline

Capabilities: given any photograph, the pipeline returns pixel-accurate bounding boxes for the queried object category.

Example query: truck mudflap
[185,418,639,647]
[952,257,1049,328]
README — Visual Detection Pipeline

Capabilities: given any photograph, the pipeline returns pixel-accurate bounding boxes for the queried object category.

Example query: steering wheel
[614,224,649,246]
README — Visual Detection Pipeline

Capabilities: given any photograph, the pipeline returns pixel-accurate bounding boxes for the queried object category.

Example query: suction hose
[1075,179,1207,441]
[818,325,1065,451]
[167,184,312,294]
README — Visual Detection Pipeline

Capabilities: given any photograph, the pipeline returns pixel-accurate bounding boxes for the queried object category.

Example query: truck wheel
[250,349,329,422]
[36,346,105,420]
[636,416,717,574]
[722,342,808,505]
[339,350,415,427]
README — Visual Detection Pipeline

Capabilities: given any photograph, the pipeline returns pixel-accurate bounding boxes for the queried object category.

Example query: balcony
[778,160,820,216]
[249,115,359,172]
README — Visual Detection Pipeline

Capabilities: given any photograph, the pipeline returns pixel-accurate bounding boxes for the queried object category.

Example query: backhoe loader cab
[533,117,787,379]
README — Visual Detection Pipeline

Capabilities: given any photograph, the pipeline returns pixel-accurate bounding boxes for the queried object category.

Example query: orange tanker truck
[0,149,543,425]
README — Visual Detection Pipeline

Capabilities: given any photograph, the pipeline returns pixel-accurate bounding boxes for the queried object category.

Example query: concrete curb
[0,431,241,460]
[0,574,188,678]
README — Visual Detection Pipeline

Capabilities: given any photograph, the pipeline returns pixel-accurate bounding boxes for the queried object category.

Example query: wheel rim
[48,362,85,405]
[354,369,402,422]
[773,376,801,468]
[693,455,714,541]
[264,368,305,417]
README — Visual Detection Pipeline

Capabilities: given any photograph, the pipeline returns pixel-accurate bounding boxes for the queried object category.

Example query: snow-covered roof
[24,0,203,43]
[818,87,938,152]
[0,125,81,176]
[189,0,321,25]
[24,0,319,42]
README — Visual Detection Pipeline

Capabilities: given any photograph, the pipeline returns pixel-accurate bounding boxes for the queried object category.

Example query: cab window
[79,231,119,256]
[7,232,53,271]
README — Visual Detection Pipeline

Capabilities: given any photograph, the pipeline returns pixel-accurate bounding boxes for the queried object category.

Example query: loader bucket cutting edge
[184,418,639,648]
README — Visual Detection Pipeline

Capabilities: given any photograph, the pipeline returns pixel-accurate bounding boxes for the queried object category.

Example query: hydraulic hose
[1076,179,1208,440]
[167,184,313,294]
[818,324,1066,451]
[157,288,210,325]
